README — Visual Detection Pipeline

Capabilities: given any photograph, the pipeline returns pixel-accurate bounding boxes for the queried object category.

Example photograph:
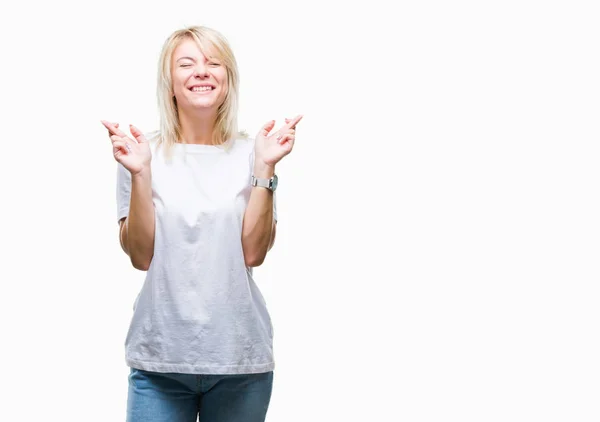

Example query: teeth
[192,86,213,92]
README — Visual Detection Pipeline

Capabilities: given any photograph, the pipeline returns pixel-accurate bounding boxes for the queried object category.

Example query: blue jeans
[126,368,274,422]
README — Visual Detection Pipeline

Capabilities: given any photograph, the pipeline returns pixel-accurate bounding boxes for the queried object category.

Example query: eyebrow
[176,56,196,62]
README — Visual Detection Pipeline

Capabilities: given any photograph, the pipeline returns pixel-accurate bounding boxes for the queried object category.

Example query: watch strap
[251,175,277,191]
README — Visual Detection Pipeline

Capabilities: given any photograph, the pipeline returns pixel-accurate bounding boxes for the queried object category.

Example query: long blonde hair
[152,26,247,156]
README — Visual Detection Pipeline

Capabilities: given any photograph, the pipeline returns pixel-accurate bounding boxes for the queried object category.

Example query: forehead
[172,38,217,60]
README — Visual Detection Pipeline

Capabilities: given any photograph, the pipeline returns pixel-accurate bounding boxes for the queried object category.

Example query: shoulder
[144,130,161,151]
[227,136,255,155]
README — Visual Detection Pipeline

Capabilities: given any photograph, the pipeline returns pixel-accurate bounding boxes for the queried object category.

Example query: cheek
[172,84,185,101]
[214,68,227,84]
[219,72,229,93]
[172,73,189,97]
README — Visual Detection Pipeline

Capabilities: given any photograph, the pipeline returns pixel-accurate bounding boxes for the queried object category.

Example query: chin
[181,96,213,109]
[176,92,225,112]
[191,99,216,107]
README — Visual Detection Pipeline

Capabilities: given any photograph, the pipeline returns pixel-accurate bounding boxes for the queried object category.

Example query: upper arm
[269,220,277,250]
[118,217,128,255]
[268,189,278,250]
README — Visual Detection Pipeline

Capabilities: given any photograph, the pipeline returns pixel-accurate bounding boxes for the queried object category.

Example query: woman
[101,25,301,422]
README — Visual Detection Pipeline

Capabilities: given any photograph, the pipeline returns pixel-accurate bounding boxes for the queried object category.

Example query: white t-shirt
[116,135,276,374]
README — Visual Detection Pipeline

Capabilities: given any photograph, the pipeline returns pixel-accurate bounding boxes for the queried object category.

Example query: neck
[178,108,219,145]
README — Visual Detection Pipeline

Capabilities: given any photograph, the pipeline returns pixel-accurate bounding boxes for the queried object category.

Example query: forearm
[241,165,276,267]
[121,168,155,270]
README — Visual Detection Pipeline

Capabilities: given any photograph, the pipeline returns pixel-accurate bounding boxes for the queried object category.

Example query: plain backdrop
[0,0,599,421]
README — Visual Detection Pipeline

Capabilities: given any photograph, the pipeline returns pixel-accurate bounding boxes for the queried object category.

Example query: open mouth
[189,85,215,92]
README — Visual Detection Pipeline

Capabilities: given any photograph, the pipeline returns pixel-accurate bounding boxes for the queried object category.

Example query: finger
[112,140,129,154]
[278,133,295,145]
[280,136,294,153]
[110,134,126,144]
[106,122,120,138]
[101,120,128,137]
[102,120,118,136]
[286,122,298,139]
[260,120,276,137]
[276,128,296,141]
[284,114,303,130]
[116,140,133,152]
[285,118,298,130]
[129,124,147,143]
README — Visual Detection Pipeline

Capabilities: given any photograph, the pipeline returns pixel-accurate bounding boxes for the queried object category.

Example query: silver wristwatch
[251,174,278,192]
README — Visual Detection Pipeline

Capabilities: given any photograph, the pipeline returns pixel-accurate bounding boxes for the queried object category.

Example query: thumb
[129,124,147,143]
[260,120,276,136]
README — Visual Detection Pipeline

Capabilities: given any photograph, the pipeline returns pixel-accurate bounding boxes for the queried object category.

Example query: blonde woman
[101,25,301,422]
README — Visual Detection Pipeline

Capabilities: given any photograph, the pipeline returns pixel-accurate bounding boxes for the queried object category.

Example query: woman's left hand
[254,114,303,168]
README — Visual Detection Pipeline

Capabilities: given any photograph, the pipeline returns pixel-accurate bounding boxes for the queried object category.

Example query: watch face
[271,175,278,191]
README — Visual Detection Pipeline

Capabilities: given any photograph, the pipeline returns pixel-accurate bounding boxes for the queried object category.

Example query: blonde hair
[152,25,247,157]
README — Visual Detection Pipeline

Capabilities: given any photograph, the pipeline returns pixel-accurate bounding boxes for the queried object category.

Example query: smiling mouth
[190,86,215,92]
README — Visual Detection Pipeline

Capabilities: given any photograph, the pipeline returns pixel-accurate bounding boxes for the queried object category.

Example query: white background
[0,0,599,421]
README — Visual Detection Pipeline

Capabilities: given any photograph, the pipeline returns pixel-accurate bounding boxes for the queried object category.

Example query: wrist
[253,162,275,179]
[131,166,152,180]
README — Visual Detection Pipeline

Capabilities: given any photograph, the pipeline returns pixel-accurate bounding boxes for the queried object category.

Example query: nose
[193,63,209,78]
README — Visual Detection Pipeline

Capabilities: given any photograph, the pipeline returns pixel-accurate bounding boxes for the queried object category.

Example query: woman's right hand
[101,120,152,175]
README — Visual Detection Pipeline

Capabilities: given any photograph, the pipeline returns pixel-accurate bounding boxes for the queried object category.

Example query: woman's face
[171,38,228,114]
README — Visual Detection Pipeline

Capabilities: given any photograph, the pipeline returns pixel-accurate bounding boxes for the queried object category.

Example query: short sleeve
[116,162,132,223]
